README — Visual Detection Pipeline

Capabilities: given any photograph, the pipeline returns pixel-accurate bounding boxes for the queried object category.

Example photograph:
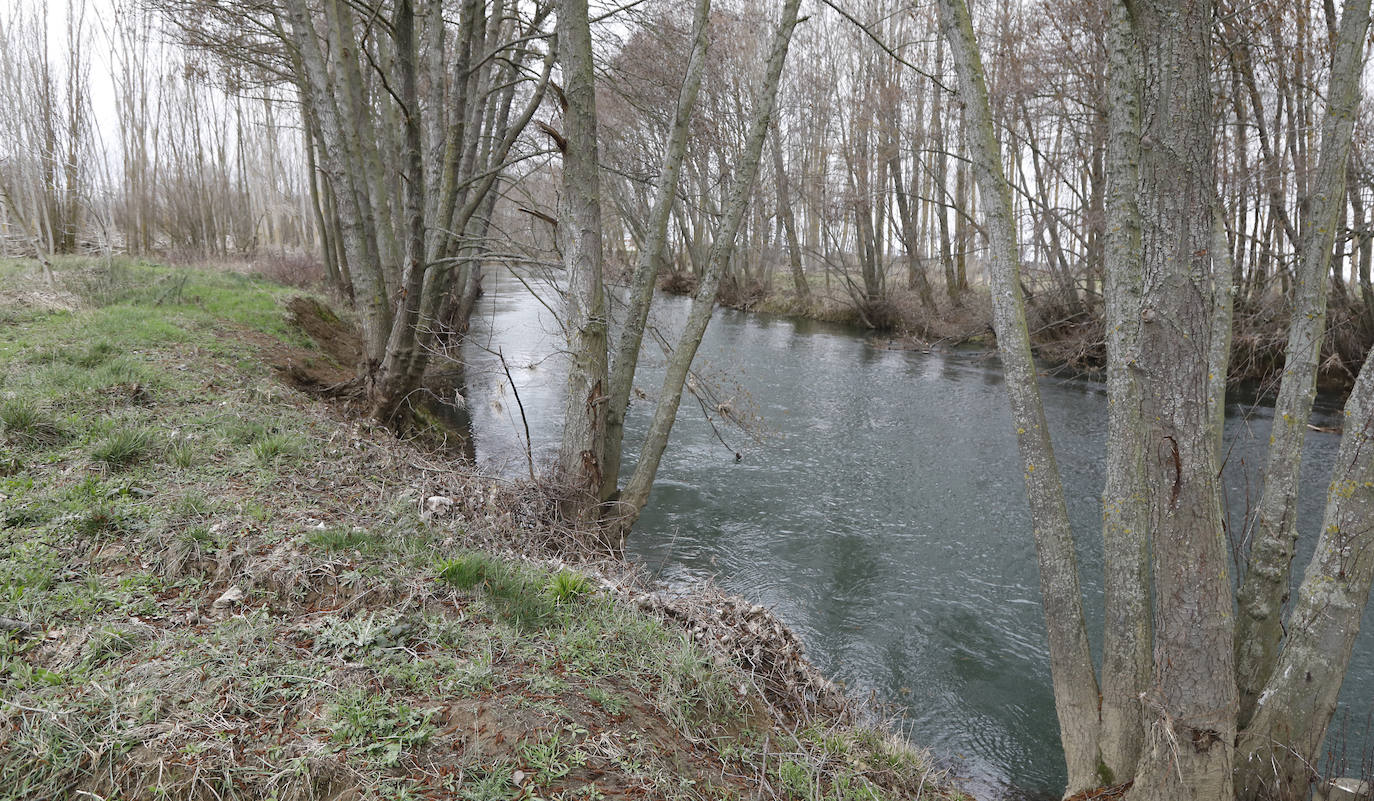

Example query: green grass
[251,431,302,462]
[0,398,66,447]
[90,426,157,469]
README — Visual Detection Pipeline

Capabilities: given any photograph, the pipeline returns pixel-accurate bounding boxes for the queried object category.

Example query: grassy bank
[0,258,966,801]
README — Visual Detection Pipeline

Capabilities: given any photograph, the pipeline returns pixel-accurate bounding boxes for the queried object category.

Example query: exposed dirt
[269,295,365,392]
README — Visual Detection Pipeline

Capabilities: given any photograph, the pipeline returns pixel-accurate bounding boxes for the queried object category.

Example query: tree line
[3,1,1373,798]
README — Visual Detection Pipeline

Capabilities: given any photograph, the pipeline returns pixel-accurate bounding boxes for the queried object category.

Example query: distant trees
[0,0,92,268]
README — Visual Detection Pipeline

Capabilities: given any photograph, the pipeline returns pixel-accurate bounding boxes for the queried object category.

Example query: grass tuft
[549,569,592,605]
[436,552,492,590]
[251,432,300,463]
[0,398,66,447]
[90,427,157,469]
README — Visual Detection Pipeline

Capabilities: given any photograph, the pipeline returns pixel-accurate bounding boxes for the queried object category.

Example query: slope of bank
[0,258,967,801]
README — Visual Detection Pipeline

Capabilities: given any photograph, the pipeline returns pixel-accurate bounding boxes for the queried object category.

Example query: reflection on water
[462,269,1355,800]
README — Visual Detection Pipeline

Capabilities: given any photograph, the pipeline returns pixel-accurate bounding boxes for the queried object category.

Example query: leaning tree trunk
[1236,346,1374,800]
[1129,0,1238,798]
[615,0,802,536]
[935,0,1102,794]
[555,0,609,516]
[1233,0,1372,725]
[1096,0,1150,782]
[601,0,712,504]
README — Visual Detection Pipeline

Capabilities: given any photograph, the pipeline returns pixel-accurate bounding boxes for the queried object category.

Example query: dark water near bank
[461,269,1365,800]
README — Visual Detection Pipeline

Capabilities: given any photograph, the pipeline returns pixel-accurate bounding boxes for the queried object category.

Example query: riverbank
[663,274,1374,394]
[0,258,969,801]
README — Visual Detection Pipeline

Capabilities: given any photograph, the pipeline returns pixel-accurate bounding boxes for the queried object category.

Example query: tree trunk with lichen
[554,0,609,517]
[1096,0,1150,783]
[1128,0,1238,797]
[936,0,1102,794]
[1233,0,1372,726]
[1236,346,1374,800]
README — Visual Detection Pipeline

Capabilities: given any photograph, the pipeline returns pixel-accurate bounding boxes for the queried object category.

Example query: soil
[273,295,365,392]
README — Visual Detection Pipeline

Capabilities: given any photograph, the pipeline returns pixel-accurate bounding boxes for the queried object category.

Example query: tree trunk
[935,0,1102,793]
[1129,0,1238,797]
[1236,346,1374,801]
[601,0,712,504]
[555,0,609,515]
[1097,0,1150,782]
[1233,0,1372,724]
[771,118,810,300]
[616,0,802,535]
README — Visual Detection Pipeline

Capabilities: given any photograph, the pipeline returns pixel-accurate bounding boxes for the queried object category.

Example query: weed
[517,728,587,787]
[482,562,557,629]
[459,759,516,801]
[91,426,156,469]
[329,690,436,767]
[778,758,815,799]
[316,612,413,657]
[452,651,496,696]
[174,492,212,518]
[550,569,592,605]
[585,686,628,715]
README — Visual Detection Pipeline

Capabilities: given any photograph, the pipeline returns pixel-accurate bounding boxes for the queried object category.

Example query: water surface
[461,270,1359,799]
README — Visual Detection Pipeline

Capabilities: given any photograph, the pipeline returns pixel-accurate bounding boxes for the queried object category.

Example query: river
[459,268,1364,799]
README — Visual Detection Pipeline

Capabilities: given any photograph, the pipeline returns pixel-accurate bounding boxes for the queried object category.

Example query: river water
[460,269,1364,799]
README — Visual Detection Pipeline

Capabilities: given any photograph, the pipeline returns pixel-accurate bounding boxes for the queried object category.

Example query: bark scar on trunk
[1163,434,1182,509]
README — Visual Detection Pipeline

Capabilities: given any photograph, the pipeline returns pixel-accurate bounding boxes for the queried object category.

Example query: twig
[498,347,537,482]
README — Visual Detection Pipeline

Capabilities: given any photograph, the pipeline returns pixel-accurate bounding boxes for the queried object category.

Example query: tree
[553,0,610,514]
[938,0,1374,797]
[275,0,551,422]
[935,0,1102,791]
[613,0,803,531]
[1233,0,1373,725]
[601,0,714,504]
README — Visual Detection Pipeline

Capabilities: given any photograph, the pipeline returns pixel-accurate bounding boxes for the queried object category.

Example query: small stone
[212,586,245,610]
[425,495,455,514]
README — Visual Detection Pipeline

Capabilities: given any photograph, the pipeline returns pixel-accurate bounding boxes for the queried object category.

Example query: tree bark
[1233,0,1372,725]
[1129,0,1238,797]
[555,0,610,515]
[1097,0,1150,782]
[1236,346,1374,801]
[935,0,1102,794]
